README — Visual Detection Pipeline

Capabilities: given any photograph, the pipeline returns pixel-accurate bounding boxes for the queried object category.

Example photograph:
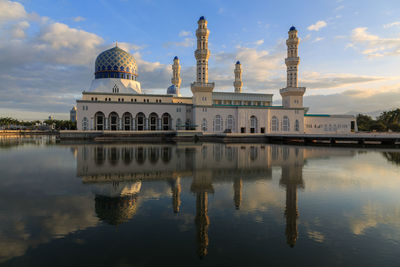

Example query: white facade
[76,17,357,134]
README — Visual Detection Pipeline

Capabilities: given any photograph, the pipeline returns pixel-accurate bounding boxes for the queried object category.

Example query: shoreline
[1,130,399,147]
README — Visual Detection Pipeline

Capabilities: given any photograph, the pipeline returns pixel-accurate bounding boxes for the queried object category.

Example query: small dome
[167,85,177,95]
[174,56,178,60]
[95,46,137,79]
[199,16,205,21]
[236,61,240,65]
[289,26,296,31]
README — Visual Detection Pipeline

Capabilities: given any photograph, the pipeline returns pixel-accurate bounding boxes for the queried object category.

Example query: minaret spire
[279,26,306,109]
[286,26,299,87]
[191,16,215,107]
[171,56,182,96]
[195,16,210,83]
[234,61,243,93]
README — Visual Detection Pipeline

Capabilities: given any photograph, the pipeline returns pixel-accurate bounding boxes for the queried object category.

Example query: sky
[1,0,400,120]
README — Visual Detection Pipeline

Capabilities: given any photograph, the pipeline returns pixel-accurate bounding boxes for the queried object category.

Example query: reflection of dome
[167,85,177,95]
[94,46,137,79]
[95,195,138,225]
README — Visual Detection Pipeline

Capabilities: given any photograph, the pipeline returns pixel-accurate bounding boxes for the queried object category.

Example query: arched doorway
[250,116,258,133]
[109,112,119,131]
[122,112,132,131]
[136,112,145,131]
[149,113,158,131]
[162,113,171,130]
[94,112,105,130]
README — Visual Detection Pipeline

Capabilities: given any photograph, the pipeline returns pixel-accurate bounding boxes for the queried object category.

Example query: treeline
[357,108,400,132]
[0,117,76,130]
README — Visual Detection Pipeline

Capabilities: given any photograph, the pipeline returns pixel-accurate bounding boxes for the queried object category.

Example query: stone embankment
[58,130,400,147]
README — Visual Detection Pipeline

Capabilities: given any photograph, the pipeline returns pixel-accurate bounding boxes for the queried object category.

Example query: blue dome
[167,85,177,95]
[174,56,178,60]
[199,16,205,21]
[236,61,240,65]
[95,46,137,79]
[289,26,296,31]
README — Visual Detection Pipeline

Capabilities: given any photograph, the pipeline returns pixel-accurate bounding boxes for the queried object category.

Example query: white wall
[77,101,188,130]
[304,116,356,134]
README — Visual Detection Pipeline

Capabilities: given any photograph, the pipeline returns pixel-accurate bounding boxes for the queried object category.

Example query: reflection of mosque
[76,144,355,256]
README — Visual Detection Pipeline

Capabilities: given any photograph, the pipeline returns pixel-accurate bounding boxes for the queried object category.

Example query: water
[1,136,400,266]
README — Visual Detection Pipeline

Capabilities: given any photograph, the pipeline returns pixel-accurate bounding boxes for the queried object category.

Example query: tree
[356,114,373,131]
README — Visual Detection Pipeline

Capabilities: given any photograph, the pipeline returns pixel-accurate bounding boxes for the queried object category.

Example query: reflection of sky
[0,140,400,266]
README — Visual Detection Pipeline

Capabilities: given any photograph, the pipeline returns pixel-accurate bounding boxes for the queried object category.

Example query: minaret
[286,26,299,88]
[171,56,182,96]
[233,61,243,93]
[191,16,215,106]
[280,26,306,108]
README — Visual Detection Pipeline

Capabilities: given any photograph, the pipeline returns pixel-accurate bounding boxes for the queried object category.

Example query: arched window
[122,112,132,131]
[202,118,207,132]
[213,115,223,132]
[271,116,279,132]
[283,116,290,132]
[162,113,171,130]
[109,112,119,131]
[295,119,300,132]
[136,113,145,131]
[149,113,158,131]
[226,115,234,132]
[82,117,88,130]
[250,116,257,133]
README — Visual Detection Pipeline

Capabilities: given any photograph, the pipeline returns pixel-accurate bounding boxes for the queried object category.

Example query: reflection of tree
[382,152,400,166]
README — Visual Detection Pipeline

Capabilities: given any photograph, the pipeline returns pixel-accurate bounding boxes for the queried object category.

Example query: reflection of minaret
[191,171,214,258]
[169,177,181,213]
[233,177,242,210]
[279,163,304,247]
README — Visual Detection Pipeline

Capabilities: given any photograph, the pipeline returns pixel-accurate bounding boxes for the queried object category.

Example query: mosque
[76,17,356,134]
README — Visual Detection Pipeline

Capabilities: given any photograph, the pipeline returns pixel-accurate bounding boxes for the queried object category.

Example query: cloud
[312,37,324,43]
[383,21,400,29]
[335,5,344,11]
[163,37,194,48]
[0,0,27,23]
[10,20,29,38]
[212,41,286,91]
[304,82,400,114]
[73,16,85,22]
[178,30,191,37]
[302,72,384,89]
[254,39,264,46]
[307,20,327,31]
[349,27,400,58]
[0,0,169,119]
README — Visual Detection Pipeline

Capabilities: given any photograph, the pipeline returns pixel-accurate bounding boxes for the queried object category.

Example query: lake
[0,136,400,266]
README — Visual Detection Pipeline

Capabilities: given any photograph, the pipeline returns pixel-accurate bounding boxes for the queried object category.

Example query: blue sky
[1,0,400,119]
